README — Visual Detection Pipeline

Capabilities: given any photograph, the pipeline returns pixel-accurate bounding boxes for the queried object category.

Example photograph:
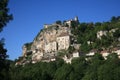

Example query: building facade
[57,35,70,50]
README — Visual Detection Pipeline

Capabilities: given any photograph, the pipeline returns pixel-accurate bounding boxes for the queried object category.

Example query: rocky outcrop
[19,17,80,64]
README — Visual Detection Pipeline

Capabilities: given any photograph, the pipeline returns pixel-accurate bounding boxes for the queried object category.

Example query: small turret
[74,16,78,21]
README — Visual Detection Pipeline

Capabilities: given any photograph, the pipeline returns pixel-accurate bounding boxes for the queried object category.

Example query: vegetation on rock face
[11,16,120,80]
[71,16,120,53]
[55,20,62,25]
[1,0,120,79]
[6,16,119,80]
[24,42,33,50]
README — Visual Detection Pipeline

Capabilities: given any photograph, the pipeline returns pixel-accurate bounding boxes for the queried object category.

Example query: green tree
[55,20,62,25]
[68,46,75,54]
[70,56,88,80]
[55,57,65,68]
[113,67,120,80]
[80,42,91,53]
[0,0,13,79]
[54,64,73,80]
[82,53,104,80]
[98,53,120,80]
[110,16,120,22]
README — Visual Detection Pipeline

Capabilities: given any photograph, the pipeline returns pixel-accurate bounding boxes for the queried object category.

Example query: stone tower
[74,16,78,21]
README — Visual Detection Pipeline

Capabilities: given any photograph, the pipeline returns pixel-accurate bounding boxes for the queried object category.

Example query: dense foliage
[1,0,120,80]
[71,16,120,53]
[7,16,120,80]
[9,53,120,80]
[0,0,13,80]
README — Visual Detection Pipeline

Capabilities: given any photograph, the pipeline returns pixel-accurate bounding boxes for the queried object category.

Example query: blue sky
[0,0,120,60]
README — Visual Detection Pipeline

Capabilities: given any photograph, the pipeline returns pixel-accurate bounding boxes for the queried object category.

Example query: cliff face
[15,16,120,66]
[21,17,79,63]
[31,25,71,63]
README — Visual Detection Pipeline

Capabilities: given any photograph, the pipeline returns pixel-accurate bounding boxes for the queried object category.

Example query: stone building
[97,30,107,39]
[57,33,70,50]
[45,41,57,53]
[19,17,80,64]
[44,24,53,29]
[65,16,79,27]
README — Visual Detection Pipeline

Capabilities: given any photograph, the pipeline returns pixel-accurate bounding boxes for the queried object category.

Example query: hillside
[16,16,120,65]
[10,16,120,80]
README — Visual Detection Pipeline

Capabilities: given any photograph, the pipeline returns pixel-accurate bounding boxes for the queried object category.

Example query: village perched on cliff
[16,16,120,65]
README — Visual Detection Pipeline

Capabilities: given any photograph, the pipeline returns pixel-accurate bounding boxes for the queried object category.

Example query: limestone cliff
[15,16,120,66]
[20,17,79,64]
